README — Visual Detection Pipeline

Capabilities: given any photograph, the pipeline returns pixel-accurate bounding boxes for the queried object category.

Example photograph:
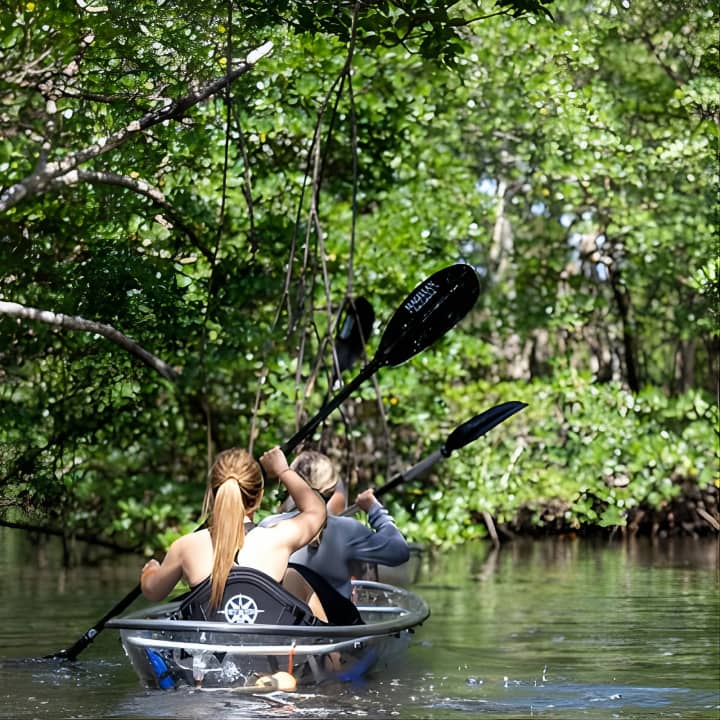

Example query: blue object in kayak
[336,647,378,682]
[145,648,174,689]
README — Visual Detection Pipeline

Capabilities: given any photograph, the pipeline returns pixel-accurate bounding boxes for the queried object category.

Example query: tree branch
[0,301,178,381]
[52,169,215,262]
[0,41,274,213]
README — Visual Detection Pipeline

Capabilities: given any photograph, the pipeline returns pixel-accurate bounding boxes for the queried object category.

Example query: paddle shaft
[281,358,378,455]
[53,585,143,660]
[340,449,443,517]
[340,401,528,517]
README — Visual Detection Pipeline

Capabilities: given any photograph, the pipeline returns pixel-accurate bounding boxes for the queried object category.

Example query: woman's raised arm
[260,447,327,551]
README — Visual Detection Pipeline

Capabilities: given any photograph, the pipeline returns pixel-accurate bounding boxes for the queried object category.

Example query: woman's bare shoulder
[171,527,211,552]
[245,524,287,550]
[247,525,275,540]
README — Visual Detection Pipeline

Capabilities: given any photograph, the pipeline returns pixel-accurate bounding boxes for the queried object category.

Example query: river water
[0,527,717,719]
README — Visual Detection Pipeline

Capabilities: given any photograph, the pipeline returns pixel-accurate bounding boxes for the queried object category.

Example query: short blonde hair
[290,451,338,498]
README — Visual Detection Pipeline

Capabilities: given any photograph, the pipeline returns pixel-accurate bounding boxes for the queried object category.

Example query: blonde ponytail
[209,480,245,610]
[205,448,264,611]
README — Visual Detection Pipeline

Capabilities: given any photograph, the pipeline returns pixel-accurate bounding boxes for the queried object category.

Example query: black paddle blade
[45,633,91,661]
[442,401,527,457]
[282,264,479,454]
[378,264,480,368]
[333,296,375,376]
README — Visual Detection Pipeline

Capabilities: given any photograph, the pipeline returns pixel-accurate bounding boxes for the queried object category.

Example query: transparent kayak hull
[107,580,430,689]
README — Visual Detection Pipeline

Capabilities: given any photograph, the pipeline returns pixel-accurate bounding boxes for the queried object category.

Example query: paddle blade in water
[377,263,480,368]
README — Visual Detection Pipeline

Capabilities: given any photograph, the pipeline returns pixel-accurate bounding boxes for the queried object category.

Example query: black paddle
[281,263,480,454]
[340,401,527,516]
[46,263,480,661]
[331,296,375,382]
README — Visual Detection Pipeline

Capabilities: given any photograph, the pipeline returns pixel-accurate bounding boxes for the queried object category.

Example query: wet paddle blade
[342,401,528,515]
[282,264,480,454]
[332,296,375,378]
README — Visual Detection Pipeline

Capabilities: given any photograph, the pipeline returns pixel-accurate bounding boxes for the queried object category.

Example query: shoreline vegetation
[1,3,717,565]
[504,480,720,541]
[3,378,718,563]
[2,479,717,567]
[3,376,717,560]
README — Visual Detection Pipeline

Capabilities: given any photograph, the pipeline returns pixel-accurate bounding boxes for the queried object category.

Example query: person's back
[291,507,409,597]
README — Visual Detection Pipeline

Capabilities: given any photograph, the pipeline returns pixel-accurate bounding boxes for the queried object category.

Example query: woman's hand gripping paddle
[340,401,527,516]
[44,263,480,661]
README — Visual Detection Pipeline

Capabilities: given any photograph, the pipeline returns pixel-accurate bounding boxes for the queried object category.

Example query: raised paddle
[340,400,527,516]
[322,296,375,405]
[332,296,375,382]
[45,263,480,661]
[281,263,480,455]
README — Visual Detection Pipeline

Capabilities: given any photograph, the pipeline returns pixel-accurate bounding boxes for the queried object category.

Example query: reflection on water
[1,528,718,719]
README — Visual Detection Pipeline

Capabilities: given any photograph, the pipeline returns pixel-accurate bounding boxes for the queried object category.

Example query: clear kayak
[107,580,430,690]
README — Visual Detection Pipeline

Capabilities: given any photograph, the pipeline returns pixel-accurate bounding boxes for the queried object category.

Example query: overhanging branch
[0,41,274,213]
[52,169,214,262]
[0,301,178,381]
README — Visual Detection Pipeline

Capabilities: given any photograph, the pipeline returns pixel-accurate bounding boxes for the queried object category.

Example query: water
[0,527,717,719]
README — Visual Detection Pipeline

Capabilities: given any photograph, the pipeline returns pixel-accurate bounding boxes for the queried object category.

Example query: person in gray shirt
[261,451,410,602]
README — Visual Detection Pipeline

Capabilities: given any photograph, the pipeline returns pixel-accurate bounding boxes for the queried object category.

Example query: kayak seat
[288,562,364,626]
[179,567,322,626]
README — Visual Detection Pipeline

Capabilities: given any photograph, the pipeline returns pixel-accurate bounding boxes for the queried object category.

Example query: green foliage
[391,376,718,547]
[0,0,717,552]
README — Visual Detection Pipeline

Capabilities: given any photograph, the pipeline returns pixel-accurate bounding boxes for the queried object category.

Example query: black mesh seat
[180,567,322,626]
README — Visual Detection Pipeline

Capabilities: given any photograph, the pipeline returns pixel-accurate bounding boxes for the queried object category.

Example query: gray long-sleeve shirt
[260,505,410,598]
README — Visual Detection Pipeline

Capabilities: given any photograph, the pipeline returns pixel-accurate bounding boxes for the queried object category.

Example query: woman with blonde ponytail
[203,448,264,610]
[140,446,327,613]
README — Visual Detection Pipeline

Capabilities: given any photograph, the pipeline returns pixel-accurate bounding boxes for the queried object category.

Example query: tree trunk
[608,268,640,392]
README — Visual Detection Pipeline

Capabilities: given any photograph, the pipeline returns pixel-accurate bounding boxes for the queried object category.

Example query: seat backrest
[180,567,320,626]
